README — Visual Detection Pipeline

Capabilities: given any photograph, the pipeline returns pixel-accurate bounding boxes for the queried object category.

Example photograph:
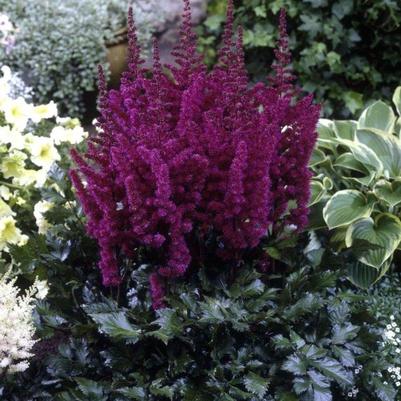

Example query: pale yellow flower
[29,137,60,168]
[0,150,27,178]
[12,169,38,187]
[15,197,26,206]
[2,97,31,130]
[30,101,58,123]
[0,216,23,250]
[56,116,80,128]
[0,199,13,217]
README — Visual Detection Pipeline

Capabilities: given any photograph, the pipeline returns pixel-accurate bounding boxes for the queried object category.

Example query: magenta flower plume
[71,1,319,307]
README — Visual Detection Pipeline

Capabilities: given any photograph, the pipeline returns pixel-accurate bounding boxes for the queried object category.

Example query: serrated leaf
[88,312,140,343]
[116,387,146,400]
[243,372,269,397]
[148,308,183,344]
[312,357,352,385]
[75,378,106,398]
[283,355,307,375]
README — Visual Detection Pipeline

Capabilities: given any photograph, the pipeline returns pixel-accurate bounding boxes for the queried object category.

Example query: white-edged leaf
[373,179,401,208]
[310,181,326,206]
[392,86,401,115]
[358,100,396,132]
[345,214,401,268]
[323,190,374,229]
[356,128,401,177]
[333,120,357,140]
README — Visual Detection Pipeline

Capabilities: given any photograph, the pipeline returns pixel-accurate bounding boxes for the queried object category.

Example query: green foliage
[1,236,396,400]
[197,0,401,117]
[310,87,401,287]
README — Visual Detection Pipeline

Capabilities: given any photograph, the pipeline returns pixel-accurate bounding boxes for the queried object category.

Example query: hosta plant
[310,86,401,287]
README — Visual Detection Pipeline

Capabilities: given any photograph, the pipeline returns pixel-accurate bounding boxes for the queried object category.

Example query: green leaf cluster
[197,0,401,117]
[1,254,395,400]
[310,87,401,287]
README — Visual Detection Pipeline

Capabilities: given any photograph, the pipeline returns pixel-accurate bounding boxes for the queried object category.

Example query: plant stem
[0,180,23,191]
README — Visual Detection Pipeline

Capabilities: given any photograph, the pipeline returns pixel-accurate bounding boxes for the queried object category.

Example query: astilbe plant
[70,0,319,308]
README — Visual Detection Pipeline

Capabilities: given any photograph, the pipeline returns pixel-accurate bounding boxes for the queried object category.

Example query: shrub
[0,0,169,117]
[0,66,87,260]
[71,1,319,307]
[310,86,401,288]
[197,0,401,117]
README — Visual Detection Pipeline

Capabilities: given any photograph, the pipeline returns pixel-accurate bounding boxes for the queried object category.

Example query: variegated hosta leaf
[373,179,401,208]
[310,181,326,206]
[321,137,383,174]
[347,260,390,289]
[345,214,401,268]
[356,128,401,178]
[310,148,326,167]
[323,190,374,229]
[358,100,396,133]
[333,120,357,140]
[317,119,335,139]
[333,153,368,174]
[392,86,401,116]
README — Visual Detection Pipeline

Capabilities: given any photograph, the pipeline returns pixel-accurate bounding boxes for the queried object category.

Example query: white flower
[0,125,25,150]
[1,97,31,130]
[28,136,60,168]
[50,125,87,145]
[33,200,53,234]
[0,270,44,376]
[0,185,10,201]
[30,101,58,123]
[34,279,49,300]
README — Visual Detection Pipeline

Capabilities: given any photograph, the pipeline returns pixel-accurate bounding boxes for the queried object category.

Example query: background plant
[309,87,401,288]
[0,0,169,118]
[197,0,401,117]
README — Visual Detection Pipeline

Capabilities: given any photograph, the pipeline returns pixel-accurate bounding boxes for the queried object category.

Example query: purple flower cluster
[70,0,319,307]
